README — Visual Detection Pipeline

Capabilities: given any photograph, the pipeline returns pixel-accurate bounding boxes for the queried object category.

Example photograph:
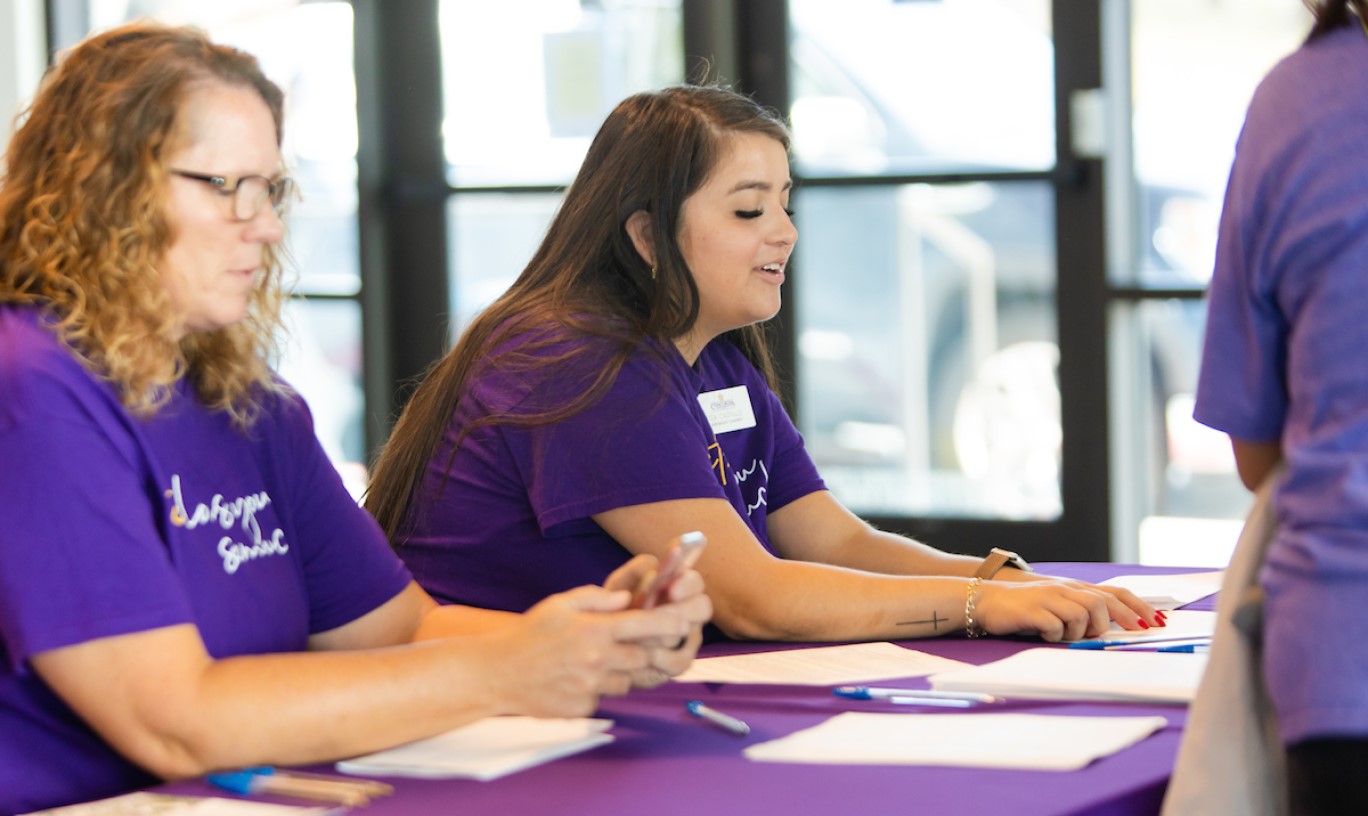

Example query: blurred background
[1,0,1313,566]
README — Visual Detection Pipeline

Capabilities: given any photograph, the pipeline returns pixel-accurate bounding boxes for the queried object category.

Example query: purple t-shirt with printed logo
[0,305,411,814]
[399,332,826,614]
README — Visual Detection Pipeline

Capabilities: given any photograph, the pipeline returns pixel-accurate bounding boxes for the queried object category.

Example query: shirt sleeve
[264,392,413,635]
[756,384,828,512]
[497,352,729,534]
[1193,116,1290,443]
[0,366,194,671]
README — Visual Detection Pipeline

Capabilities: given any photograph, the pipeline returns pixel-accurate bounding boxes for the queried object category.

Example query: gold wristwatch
[973,547,1034,580]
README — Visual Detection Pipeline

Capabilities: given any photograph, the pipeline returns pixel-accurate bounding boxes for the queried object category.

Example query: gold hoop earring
[650,265,657,281]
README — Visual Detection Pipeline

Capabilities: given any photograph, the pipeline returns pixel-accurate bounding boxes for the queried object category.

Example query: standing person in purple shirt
[0,23,708,815]
[1193,2,1368,812]
[367,85,1159,646]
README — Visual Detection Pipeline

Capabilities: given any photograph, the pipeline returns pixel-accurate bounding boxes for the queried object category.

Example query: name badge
[697,385,757,434]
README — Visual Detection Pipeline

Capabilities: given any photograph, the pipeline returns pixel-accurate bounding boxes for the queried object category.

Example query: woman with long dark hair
[368,84,1158,644]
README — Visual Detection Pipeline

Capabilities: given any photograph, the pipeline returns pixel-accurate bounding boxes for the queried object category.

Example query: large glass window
[33,0,1318,559]
[790,0,1060,521]
[1111,0,1311,565]
[798,182,1059,519]
[438,0,684,335]
[789,0,1054,176]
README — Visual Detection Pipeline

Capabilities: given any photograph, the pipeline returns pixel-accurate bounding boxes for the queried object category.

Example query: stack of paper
[1078,609,1217,647]
[1100,571,1224,610]
[672,642,971,685]
[744,712,1168,771]
[928,648,1208,703]
[336,716,613,781]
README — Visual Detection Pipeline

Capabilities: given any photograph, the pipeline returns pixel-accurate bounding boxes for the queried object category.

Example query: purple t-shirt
[399,332,826,613]
[0,305,412,813]
[1194,25,1368,745]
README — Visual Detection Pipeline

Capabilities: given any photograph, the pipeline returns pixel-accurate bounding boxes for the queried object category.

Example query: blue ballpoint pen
[834,686,998,704]
[206,766,391,806]
[1069,634,1213,650]
[686,700,751,735]
[1157,643,1212,653]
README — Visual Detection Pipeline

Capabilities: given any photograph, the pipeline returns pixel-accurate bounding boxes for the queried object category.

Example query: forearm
[815,527,981,577]
[1232,437,1282,491]
[711,559,1154,644]
[596,497,977,642]
[709,560,974,642]
[180,640,510,771]
[413,603,520,640]
[39,628,513,780]
[38,585,686,782]
[768,492,979,577]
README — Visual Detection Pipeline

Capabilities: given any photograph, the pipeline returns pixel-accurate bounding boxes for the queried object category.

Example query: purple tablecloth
[155,563,1216,815]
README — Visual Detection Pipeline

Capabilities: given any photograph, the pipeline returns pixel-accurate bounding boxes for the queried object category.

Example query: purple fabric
[150,564,1205,816]
[0,305,412,814]
[1193,24,1368,745]
[400,333,826,612]
[160,695,1183,816]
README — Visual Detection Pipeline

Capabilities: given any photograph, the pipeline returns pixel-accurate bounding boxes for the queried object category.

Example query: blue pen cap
[832,686,874,699]
[206,767,273,794]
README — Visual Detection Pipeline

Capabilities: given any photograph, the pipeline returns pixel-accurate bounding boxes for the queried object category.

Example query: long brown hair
[1304,0,1368,39]
[0,22,288,426]
[366,84,791,543]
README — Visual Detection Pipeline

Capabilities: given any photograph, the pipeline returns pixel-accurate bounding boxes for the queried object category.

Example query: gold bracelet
[965,577,986,638]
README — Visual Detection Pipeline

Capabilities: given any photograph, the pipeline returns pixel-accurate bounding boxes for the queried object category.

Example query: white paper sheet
[672,642,973,686]
[1100,571,1225,610]
[1090,609,1216,645]
[336,716,613,781]
[21,793,332,816]
[928,647,1208,703]
[744,712,1168,771]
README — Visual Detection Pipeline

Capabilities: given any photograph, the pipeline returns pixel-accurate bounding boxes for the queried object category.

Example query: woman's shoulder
[0,305,114,419]
[489,312,640,357]
[237,376,315,438]
[1249,27,1366,133]
[0,304,69,365]
[480,313,659,384]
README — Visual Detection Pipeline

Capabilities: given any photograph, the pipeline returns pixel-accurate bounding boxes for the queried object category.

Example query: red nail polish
[1137,619,1150,629]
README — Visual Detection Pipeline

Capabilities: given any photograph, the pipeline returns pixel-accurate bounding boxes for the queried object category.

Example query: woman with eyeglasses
[0,23,709,814]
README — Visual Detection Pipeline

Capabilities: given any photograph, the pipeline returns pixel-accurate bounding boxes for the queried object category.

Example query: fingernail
[1137,619,1150,629]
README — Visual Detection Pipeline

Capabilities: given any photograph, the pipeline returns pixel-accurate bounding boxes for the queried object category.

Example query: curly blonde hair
[0,22,288,426]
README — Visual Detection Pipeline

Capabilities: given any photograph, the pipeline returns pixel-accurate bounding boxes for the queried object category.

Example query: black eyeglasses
[169,169,295,221]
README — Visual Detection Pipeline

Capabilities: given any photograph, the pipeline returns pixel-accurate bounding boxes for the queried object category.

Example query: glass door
[788,0,1063,523]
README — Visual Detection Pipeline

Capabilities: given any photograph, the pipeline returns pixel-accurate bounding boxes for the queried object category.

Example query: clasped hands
[505,554,710,719]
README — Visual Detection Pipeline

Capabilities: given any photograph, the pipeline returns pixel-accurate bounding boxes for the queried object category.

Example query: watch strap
[973,547,1032,580]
